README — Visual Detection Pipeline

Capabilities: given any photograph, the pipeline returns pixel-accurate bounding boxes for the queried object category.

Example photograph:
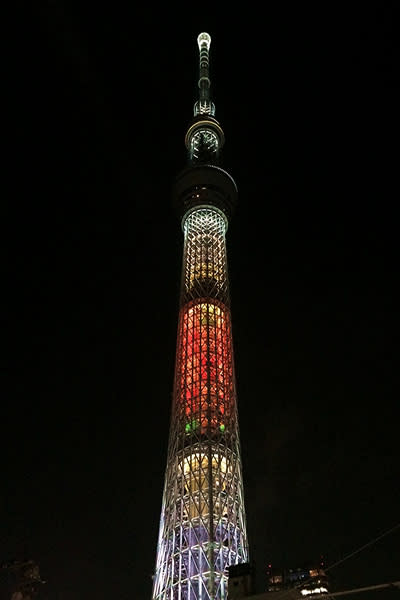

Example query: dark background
[4,3,399,599]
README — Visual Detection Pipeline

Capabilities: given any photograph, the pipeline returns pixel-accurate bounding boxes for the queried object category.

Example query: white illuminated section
[194,32,215,117]
[301,587,329,595]
[191,129,219,158]
[179,453,231,475]
[197,32,211,50]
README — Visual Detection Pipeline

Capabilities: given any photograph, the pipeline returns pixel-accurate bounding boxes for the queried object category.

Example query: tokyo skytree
[151,32,249,600]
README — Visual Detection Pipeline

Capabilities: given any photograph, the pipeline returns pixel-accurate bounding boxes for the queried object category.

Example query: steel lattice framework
[152,33,249,600]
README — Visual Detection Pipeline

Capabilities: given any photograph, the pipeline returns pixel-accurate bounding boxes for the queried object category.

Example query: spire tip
[197,32,211,51]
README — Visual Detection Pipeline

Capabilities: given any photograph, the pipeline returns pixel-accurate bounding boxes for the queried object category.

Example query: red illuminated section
[176,300,234,435]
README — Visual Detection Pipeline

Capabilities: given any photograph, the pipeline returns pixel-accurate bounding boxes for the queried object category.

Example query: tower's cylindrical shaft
[151,33,249,600]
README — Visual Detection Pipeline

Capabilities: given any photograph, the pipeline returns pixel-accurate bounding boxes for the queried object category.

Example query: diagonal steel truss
[152,208,249,600]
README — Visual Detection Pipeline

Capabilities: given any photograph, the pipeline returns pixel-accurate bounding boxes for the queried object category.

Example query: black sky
[4,4,400,600]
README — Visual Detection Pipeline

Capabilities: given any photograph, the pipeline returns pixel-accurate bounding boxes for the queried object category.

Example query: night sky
[4,4,399,600]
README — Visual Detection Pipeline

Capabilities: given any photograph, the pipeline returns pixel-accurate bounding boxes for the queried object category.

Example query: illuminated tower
[151,33,249,600]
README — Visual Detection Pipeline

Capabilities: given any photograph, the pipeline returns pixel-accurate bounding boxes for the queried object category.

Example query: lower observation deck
[173,164,238,224]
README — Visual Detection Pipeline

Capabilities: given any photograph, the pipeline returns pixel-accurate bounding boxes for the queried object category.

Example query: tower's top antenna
[194,32,215,116]
[184,32,225,164]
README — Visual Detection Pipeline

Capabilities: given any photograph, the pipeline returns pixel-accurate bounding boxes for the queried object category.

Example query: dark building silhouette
[266,560,329,596]
[1,559,45,600]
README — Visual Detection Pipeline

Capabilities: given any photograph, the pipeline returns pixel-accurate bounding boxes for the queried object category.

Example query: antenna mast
[195,32,215,116]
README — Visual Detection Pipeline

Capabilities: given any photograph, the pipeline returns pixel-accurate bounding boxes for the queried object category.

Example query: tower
[151,33,249,600]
